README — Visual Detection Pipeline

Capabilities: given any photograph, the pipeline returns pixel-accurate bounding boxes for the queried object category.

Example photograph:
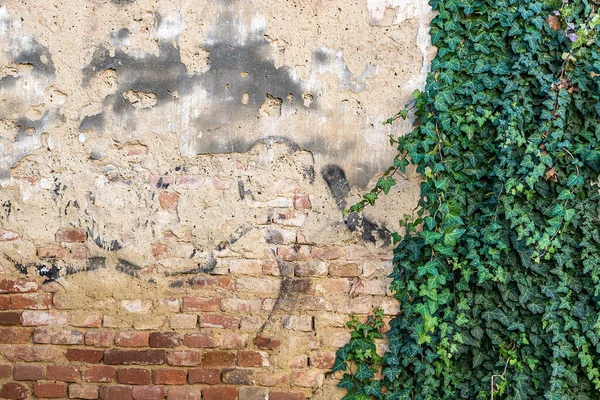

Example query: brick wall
[0,0,432,398]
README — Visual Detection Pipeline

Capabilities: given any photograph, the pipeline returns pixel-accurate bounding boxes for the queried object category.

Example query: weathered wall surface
[0,0,432,398]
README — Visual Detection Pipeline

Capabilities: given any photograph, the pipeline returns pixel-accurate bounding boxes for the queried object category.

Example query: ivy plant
[336,0,600,398]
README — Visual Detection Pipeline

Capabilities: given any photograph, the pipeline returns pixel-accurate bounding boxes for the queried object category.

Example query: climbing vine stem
[334,0,600,398]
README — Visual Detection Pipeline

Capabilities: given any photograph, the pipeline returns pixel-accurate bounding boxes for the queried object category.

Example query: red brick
[169,314,197,330]
[55,227,87,243]
[115,331,149,347]
[132,385,165,400]
[166,350,201,366]
[68,384,99,399]
[0,311,21,325]
[290,370,324,388]
[67,349,104,363]
[237,351,266,367]
[3,345,63,362]
[159,192,179,210]
[33,327,85,344]
[37,244,69,258]
[239,387,268,400]
[187,368,221,385]
[277,245,310,261]
[0,328,32,344]
[182,332,216,348]
[222,368,254,385]
[310,352,335,369]
[311,246,342,260]
[0,295,10,309]
[167,387,201,400]
[329,263,360,277]
[154,369,186,385]
[10,293,52,310]
[182,296,220,312]
[219,333,247,349]
[99,385,133,400]
[118,368,152,385]
[0,279,38,293]
[290,355,307,369]
[13,364,45,380]
[201,351,235,367]
[269,392,305,400]
[0,382,29,399]
[104,350,165,365]
[200,314,239,329]
[0,365,10,379]
[34,382,67,398]
[46,365,79,382]
[21,310,68,326]
[85,330,115,347]
[71,245,89,260]
[151,243,168,258]
[253,335,282,350]
[149,332,180,348]
[83,366,115,383]
[202,387,238,400]
[70,314,103,328]
[188,276,231,290]
[256,372,288,387]
[293,194,311,210]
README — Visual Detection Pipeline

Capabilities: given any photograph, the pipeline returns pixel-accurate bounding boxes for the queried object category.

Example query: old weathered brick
[10,293,52,310]
[154,368,186,385]
[269,392,306,400]
[281,315,313,331]
[0,229,19,241]
[256,371,288,387]
[219,333,248,349]
[0,328,32,344]
[170,314,197,330]
[200,351,236,367]
[182,296,220,312]
[202,386,238,400]
[55,227,87,243]
[115,331,149,347]
[0,365,10,379]
[0,311,21,325]
[0,295,10,310]
[82,366,115,383]
[68,384,99,399]
[37,244,69,259]
[291,370,324,388]
[149,332,180,348]
[200,314,239,329]
[151,243,168,258]
[174,175,203,189]
[69,313,103,328]
[187,368,221,385]
[237,351,267,367]
[33,327,85,345]
[222,368,254,385]
[235,277,281,294]
[167,387,201,400]
[46,365,79,382]
[182,332,216,348]
[85,330,115,347]
[290,355,308,369]
[159,192,179,210]
[329,263,360,277]
[228,259,262,275]
[294,261,327,276]
[220,298,262,313]
[67,349,104,363]
[0,279,38,294]
[104,349,165,365]
[293,194,311,210]
[0,382,29,399]
[117,368,152,385]
[253,335,281,350]
[315,278,350,294]
[166,350,202,366]
[239,387,268,400]
[132,385,165,400]
[188,276,231,290]
[310,352,336,369]
[277,245,311,262]
[21,310,68,326]
[13,364,45,380]
[4,345,63,362]
[121,300,153,313]
[99,385,133,400]
[33,382,68,398]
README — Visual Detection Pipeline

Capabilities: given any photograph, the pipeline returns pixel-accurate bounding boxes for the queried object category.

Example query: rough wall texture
[0,0,433,398]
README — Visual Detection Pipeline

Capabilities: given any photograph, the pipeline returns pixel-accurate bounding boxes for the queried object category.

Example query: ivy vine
[335,0,600,398]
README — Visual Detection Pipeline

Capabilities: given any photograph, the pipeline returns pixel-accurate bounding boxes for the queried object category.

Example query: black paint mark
[116,258,141,279]
[169,255,217,276]
[303,165,316,184]
[264,229,284,245]
[322,164,391,246]
[79,113,104,133]
[92,235,123,251]
[155,177,170,189]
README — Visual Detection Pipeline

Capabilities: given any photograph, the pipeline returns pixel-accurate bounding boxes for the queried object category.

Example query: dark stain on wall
[79,113,105,133]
